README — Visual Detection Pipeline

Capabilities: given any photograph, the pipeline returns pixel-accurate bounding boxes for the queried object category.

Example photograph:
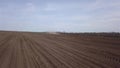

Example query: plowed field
[0,31,120,68]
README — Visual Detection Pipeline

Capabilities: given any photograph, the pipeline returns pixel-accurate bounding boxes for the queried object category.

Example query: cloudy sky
[0,0,120,32]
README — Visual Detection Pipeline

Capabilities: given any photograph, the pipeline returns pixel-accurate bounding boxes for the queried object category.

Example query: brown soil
[0,31,120,68]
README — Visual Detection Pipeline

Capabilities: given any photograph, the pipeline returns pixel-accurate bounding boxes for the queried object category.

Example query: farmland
[0,31,120,68]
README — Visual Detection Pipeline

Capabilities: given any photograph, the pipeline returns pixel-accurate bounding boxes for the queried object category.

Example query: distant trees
[60,32,120,40]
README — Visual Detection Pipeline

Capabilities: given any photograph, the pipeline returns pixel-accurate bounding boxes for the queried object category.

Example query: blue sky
[0,0,120,32]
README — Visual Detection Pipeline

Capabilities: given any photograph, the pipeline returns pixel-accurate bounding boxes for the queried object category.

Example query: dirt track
[0,31,120,68]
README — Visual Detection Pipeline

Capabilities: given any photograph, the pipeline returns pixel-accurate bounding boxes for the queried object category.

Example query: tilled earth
[0,31,120,68]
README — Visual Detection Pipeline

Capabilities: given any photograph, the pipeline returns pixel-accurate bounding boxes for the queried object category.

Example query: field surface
[0,31,120,68]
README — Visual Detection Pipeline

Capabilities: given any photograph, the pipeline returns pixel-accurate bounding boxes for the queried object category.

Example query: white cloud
[0,0,120,32]
[25,3,36,12]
